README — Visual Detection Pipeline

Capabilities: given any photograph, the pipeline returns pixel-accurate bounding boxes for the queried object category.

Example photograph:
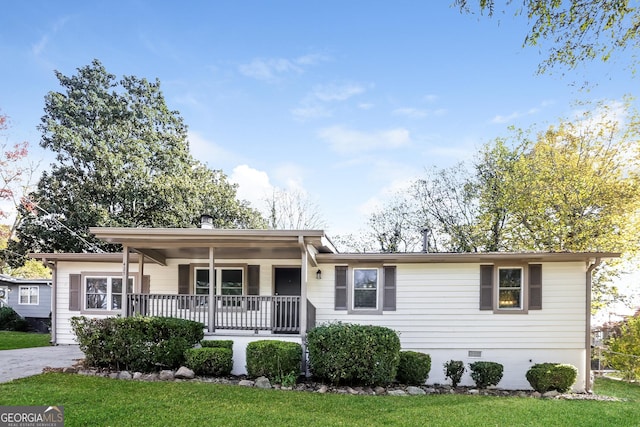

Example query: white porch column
[138,252,145,293]
[122,245,130,317]
[208,247,215,333]
[299,237,308,337]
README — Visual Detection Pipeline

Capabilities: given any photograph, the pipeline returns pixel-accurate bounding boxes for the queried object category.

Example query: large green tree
[455,0,640,74]
[11,60,265,256]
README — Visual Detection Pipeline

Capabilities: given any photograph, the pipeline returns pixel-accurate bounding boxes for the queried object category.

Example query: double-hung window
[19,286,38,305]
[193,267,244,307]
[353,268,379,310]
[497,267,523,309]
[85,276,134,310]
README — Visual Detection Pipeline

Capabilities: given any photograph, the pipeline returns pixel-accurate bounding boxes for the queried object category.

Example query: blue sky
[0,1,637,236]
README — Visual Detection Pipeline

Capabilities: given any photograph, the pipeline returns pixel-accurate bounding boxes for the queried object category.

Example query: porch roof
[82,227,338,264]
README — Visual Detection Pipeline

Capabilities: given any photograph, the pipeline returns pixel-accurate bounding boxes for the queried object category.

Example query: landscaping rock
[407,386,426,395]
[531,391,542,398]
[142,373,159,381]
[255,376,272,389]
[346,387,360,395]
[543,390,559,399]
[388,390,407,396]
[468,389,480,395]
[62,367,77,374]
[239,379,255,387]
[424,387,437,394]
[175,366,195,380]
[374,386,386,395]
[109,372,119,379]
[118,371,132,380]
[133,372,143,380]
[317,385,329,393]
[159,370,175,381]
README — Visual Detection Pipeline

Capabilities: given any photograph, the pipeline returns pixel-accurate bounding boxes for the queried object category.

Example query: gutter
[585,257,602,392]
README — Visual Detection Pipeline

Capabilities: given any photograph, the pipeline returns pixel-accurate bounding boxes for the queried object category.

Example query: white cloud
[318,125,411,154]
[31,16,71,56]
[358,103,374,110]
[490,100,553,124]
[229,165,273,206]
[291,105,332,121]
[392,108,430,119]
[424,94,439,103]
[311,83,365,102]
[188,130,240,167]
[238,53,330,82]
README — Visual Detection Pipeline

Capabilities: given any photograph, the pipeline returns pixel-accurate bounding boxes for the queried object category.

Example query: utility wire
[22,197,106,253]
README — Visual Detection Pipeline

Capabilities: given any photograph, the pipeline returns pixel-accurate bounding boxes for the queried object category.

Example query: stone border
[42,362,621,401]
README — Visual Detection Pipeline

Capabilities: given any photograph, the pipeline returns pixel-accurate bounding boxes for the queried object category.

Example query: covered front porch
[127,293,316,334]
[89,227,335,336]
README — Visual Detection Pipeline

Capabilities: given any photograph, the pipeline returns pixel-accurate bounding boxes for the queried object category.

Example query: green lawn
[0,375,638,427]
[0,331,51,350]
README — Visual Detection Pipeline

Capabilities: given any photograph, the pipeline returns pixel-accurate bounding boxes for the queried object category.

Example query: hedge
[246,340,302,379]
[0,306,29,331]
[185,347,233,376]
[307,322,401,386]
[397,351,431,385]
[71,316,204,372]
[526,363,577,393]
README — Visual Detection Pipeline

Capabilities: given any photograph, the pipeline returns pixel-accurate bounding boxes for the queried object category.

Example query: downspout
[585,257,602,392]
[49,260,57,345]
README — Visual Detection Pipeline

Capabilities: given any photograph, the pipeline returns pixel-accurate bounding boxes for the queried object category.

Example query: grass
[0,375,638,427]
[0,331,50,350]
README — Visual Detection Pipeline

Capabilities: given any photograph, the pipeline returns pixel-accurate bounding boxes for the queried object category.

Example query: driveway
[0,345,84,383]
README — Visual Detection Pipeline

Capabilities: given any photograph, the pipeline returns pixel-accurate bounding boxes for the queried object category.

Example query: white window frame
[192,267,244,296]
[496,266,523,310]
[84,275,134,311]
[18,286,39,305]
[352,268,379,311]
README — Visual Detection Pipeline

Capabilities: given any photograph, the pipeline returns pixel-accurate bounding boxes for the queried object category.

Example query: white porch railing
[126,294,307,334]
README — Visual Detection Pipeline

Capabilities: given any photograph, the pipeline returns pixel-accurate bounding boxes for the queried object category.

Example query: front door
[273,268,301,333]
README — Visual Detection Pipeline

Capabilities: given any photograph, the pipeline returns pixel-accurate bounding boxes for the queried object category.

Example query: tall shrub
[71,316,203,372]
[0,306,29,331]
[444,360,465,387]
[307,322,401,386]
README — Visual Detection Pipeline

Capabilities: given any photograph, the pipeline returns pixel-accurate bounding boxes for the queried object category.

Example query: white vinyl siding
[308,261,588,390]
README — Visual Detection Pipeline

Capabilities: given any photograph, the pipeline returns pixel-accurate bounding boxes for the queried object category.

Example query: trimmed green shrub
[307,322,401,386]
[71,316,204,372]
[444,360,465,387]
[526,363,578,393]
[201,340,233,350]
[469,361,503,388]
[246,340,302,379]
[185,347,233,376]
[0,306,29,331]
[397,351,431,385]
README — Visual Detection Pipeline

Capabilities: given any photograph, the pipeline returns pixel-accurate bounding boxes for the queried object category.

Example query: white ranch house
[31,227,618,391]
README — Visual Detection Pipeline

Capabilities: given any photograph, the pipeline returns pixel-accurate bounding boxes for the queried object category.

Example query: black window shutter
[335,266,348,310]
[178,264,190,294]
[247,265,260,311]
[479,265,493,310]
[383,266,396,311]
[69,274,81,311]
[528,264,542,310]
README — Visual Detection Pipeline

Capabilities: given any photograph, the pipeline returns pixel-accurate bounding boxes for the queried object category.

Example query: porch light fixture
[316,269,322,280]
[200,214,214,229]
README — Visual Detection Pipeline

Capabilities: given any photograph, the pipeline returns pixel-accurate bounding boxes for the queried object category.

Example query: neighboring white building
[31,227,618,391]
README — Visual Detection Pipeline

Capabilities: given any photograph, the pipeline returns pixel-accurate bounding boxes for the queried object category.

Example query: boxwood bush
[185,347,233,376]
[526,363,578,393]
[71,316,204,372]
[397,351,431,385]
[307,322,401,386]
[246,340,302,379]
[444,360,465,387]
[469,361,503,388]
[200,340,233,350]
